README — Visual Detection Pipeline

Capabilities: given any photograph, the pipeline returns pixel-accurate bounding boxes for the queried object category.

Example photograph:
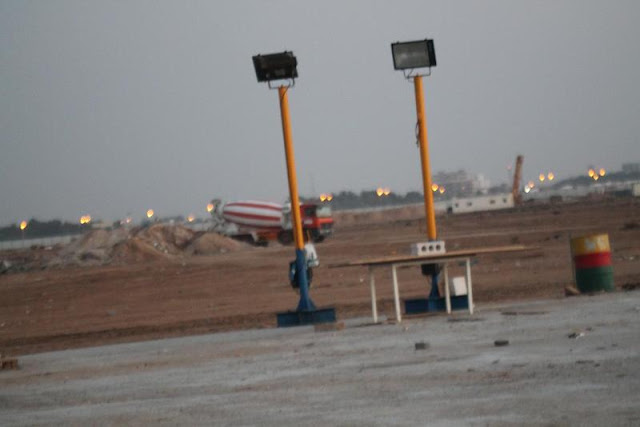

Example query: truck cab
[300,203,333,242]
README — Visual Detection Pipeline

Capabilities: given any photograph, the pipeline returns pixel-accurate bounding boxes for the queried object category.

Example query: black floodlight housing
[391,39,436,70]
[252,51,298,82]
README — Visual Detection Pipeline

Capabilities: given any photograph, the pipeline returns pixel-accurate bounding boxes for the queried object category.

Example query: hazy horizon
[2,1,639,224]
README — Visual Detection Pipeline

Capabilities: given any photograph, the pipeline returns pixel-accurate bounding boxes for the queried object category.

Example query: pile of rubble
[0,224,249,273]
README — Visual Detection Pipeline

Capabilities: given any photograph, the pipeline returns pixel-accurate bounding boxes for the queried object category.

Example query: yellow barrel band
[570,234,610,256]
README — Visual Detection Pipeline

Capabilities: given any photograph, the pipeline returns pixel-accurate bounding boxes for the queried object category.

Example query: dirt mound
[111,238,172,263]
[133,224,196,255]
[57,228,130,265]
[47,224,199,267]
[5,224,252,271]
[61,228,129,256]
[186,232,248,255]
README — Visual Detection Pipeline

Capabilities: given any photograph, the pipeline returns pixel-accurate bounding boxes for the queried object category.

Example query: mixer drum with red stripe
[570,234,614,293]
[222,200,284,230]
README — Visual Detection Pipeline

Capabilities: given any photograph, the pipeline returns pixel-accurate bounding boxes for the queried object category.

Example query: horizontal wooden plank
[328,245,532,268]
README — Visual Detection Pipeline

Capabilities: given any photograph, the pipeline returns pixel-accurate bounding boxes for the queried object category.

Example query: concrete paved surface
[1,292,639,426]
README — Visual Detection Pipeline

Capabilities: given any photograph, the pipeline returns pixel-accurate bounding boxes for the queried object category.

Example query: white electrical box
[450,276,468,296]
[410,240,446,256]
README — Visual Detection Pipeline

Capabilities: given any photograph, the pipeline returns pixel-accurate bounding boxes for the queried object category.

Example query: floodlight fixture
[391,39,436,73]
[252,51,298,87]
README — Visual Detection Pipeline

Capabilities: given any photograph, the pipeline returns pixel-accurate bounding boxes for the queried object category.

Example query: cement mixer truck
[209,199,333,245]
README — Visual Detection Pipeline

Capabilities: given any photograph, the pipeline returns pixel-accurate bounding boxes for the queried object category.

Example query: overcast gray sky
[2,0,639,224]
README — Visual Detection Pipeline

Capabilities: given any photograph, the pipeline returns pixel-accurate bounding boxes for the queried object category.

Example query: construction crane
[512,155,524,205]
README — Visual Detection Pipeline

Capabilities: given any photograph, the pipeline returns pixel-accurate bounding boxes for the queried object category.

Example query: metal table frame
[366,254,474,323]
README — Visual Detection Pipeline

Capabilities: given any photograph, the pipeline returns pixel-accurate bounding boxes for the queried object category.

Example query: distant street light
[19,220,28,247]
[588,169,595,178]
[206,203,214,213]
[548,172,555,181]
[146,209,154,219]
[599,168,606,177]
[431,184,439,192]
[539,173,545,182]
[376,187,384,197]
[187,214,195,223]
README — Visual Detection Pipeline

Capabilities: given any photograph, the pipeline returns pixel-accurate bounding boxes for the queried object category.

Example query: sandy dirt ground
[1,197,639,356]
[1,291,639,426]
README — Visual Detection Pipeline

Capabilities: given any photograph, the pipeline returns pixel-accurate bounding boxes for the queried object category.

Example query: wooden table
[330,245,530,323]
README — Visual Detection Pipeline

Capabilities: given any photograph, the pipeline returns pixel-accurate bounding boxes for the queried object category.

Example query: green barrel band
[575,266,615,293]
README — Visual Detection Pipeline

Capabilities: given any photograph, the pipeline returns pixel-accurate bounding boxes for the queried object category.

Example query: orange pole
[414,75,437,240]
[278,86,305,250]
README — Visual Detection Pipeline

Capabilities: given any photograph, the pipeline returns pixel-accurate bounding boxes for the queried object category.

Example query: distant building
[622,163,640,174]
[432,170,490,197]
[447,193,514,214]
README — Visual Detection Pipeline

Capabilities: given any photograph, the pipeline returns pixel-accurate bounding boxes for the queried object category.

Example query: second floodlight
[252,51,298,83]
[391,39,436,70]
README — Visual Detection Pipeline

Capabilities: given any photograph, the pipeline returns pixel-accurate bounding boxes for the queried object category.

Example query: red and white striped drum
[222,200,284,230]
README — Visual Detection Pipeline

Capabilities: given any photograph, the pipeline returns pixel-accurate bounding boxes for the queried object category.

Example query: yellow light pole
[413,75,437,240]
[278,86,305,253]
[392,38,452,314]
[252,50,335,325]
[392,39,439,241]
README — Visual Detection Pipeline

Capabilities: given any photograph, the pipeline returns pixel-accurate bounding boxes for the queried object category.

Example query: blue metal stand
[276,249,336,327]
[294,249,315,311]
[404,269,469,314]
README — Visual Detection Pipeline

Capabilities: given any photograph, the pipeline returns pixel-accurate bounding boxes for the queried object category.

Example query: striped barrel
[570,234,614,293]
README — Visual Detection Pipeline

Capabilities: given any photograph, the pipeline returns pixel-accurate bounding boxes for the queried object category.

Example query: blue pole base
[297,297,316,312]
[404,295,469,314]
[276,307,337,327]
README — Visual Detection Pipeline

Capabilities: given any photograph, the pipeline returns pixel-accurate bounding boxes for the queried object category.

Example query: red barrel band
[574,252,612,269]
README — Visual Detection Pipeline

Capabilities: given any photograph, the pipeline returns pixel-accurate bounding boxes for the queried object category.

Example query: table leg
[368,266,378,323]
[465,258,474,315]
[391,264,402,323]
[444,263,451,314]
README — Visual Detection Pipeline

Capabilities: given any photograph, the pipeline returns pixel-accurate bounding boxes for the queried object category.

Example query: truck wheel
[277,231,294,245]
[234,235,255,245]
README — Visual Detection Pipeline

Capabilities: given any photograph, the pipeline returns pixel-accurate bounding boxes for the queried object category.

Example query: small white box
[410,240,446,256]
[450,276,468,296]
